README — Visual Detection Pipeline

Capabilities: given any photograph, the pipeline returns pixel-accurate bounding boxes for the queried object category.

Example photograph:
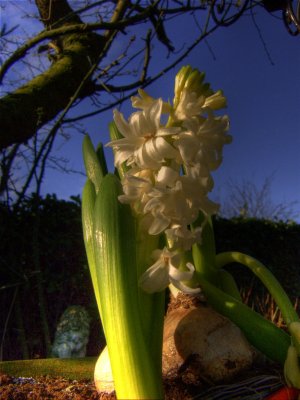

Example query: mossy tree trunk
[0,0,107,150]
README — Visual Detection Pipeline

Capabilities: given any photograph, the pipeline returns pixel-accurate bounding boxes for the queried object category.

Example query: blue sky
[2,2,300,219]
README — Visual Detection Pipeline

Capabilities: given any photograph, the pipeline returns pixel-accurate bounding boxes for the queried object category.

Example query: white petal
[153,137,178,160]
[148,213,170,235]
[204,90,226,110]
[156,166,179,186]
[131,89,156,109]
[175,132,199,164]
[147,99,163,130]
[130,112,146,137]
[169,278,201,294]
[113,110,130,137]
[138,260,169,293]
[135,145,161,169]
[157,127,181,137]
[114,149,132,167]
[168,263,194,282]
[143,139,164,163]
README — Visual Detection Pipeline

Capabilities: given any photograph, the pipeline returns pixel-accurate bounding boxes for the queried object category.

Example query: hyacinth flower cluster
[107,66,231,294]
[82,66,300,400]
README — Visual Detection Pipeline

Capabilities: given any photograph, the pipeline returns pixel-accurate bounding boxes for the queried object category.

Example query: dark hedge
[0,196,299,360]
[214,217,300,298]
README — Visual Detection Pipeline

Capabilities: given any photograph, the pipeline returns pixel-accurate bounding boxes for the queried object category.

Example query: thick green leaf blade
[82,179,102,315]
[95,142,108,176]
[82,135,104,193]
[93,173,163,399]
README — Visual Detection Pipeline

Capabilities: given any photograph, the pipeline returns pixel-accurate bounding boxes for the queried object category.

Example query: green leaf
[93,173,163,399]
[81,179,102,315]
[95,142,108,176]
[82,135,104,193]
[216,252,300,327]
[108,122,129,179]
[219,269,242,302]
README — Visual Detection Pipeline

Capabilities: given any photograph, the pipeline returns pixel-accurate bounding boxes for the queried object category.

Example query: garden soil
[0,373,194,399]
[0,365,285,400]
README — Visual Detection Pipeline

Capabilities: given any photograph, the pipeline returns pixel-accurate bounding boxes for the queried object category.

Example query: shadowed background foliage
[0,194,299,361]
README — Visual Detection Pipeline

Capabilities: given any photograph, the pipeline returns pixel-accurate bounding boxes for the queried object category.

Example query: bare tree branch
[0,0,132,150]
[220,175,299,221]
[1,0,297,203]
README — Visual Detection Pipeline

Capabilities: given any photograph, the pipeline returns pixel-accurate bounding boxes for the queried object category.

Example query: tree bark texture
[0,0,105,150]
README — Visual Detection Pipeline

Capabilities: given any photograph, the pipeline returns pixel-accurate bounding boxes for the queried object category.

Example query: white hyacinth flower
[165,224,202,251]
[174,89,206,121]
[204,90,227,110]
[143,167,200,235]
[139,247,200,294]
[107,99,180,170]
[106,65,232,294]
[131,89,171,113]
[174,88,226,122]
[118,168,154,214]
[142,166,219,235]
[131,89,156,110]
[176,113,231,171]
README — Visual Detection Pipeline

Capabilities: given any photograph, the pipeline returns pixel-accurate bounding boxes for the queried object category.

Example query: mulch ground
[0,364,286,400]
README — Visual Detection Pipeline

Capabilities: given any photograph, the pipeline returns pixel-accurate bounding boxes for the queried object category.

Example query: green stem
[191,214,242,299]
[135,223,165,372]
[191,216,219,286]
[216,252,300,327]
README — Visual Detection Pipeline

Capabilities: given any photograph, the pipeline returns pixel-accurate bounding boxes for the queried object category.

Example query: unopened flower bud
[173,65,226,117]
[174,66,207,109]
